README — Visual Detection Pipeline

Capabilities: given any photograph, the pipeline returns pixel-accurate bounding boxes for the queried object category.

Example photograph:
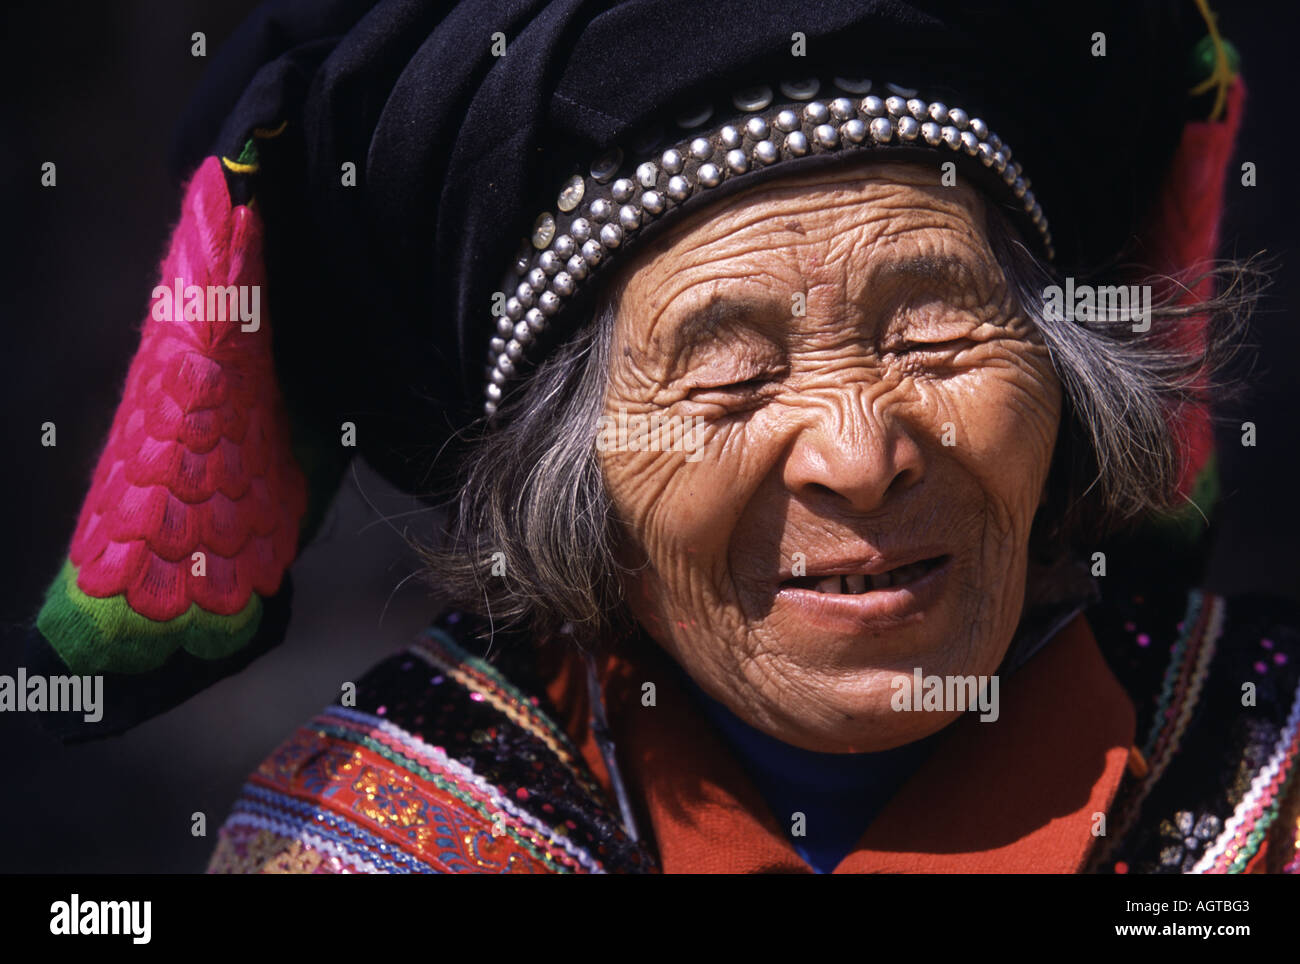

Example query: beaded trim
[483,77,1053,417]
[1190,675,1300,873]
[223,788,428,873]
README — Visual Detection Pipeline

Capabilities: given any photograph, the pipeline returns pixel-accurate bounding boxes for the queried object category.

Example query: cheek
[601,395,796,650]
[599,394,739,618]
[921,356,1060,532]
[602,430,767,610]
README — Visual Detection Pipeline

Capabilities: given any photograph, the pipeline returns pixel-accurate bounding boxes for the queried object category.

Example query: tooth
[874,571,893,589]
[839,575,848,594]
[844,574,866,594]
[814,575,840,593]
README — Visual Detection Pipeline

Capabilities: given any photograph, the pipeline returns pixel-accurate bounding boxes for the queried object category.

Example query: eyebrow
[660,295,782,359]
[871,254,984,289]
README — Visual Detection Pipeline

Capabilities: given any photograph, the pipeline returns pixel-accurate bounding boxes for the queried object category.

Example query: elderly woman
[28,0,1300,874]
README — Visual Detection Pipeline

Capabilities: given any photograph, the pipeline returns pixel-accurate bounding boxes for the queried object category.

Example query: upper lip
[776,548,950,583]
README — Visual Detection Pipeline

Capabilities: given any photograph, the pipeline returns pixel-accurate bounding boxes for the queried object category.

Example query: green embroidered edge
[34,558,263,674]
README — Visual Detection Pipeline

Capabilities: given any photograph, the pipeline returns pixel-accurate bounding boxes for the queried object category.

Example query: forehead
[606,160,995,328]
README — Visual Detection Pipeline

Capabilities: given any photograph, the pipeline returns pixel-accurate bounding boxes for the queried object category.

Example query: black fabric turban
[175,0,1208,497]
[31,0,1233,739]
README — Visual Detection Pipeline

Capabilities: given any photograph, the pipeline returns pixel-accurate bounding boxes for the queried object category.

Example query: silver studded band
[484,77,1051,417]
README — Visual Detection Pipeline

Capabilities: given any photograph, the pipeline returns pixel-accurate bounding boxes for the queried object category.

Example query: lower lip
[773,557,951,631]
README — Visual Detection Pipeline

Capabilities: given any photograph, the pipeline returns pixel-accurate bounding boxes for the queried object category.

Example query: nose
[781,388,926,515]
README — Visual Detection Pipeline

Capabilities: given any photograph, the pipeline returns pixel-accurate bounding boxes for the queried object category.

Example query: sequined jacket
[208,576,1300,874]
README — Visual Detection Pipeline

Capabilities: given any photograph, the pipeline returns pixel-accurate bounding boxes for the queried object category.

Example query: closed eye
[690,376,771,394]
[888,337,982,355]
[684,374,781,409]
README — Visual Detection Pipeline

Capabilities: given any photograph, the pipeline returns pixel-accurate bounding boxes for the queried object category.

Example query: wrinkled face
[599,161,1061,752]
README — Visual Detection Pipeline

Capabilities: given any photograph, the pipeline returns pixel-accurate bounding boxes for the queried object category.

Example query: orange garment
[545,612,1135,873]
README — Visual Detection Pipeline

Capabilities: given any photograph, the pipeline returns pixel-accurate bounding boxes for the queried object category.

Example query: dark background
[0,2,1296,872]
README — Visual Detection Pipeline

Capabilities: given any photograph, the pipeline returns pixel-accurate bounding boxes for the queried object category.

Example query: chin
[760,683,965,754]
[736,606,1016,751]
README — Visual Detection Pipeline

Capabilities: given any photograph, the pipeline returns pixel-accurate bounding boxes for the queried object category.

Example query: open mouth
[782,555,949,594]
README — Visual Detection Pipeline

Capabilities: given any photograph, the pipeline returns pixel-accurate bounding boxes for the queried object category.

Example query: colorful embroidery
[1191,675,1300,872]
[1092,591,1224,867]
[217,715,594,873]
[210,614,657,874]
[1091,586,1300,874]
